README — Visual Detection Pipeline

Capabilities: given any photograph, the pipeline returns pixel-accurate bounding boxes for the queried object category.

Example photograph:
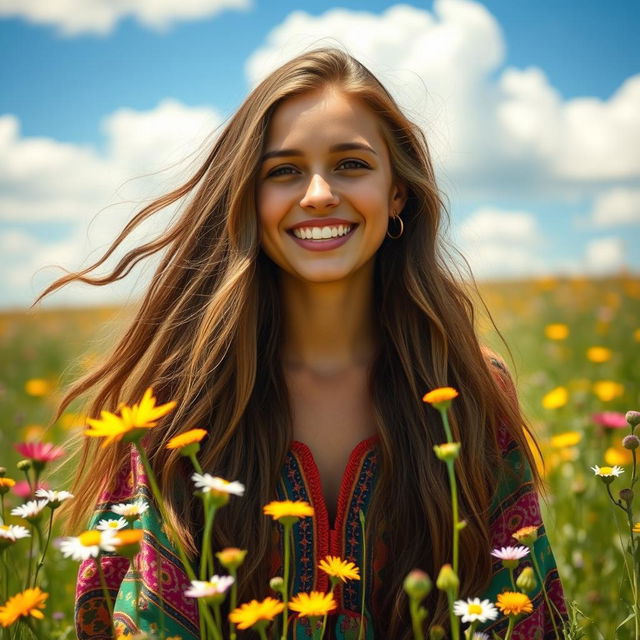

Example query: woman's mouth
[287,224,358,251]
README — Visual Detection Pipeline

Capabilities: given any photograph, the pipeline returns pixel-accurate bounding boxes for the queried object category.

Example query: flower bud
[515,566,536,593]
[269,576,284,594]
[403,569,432,600]
[435,564,459,592]
[0,467,6,477]
[433,442,461,462]
[429,625,445,640]
[17,460,31,472]
[216,547,247,571]
[619,488,634,505]
[625,411,640,427]
[622,435,640,450]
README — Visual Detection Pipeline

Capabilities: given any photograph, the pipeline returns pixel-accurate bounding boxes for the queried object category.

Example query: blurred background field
[1,274,639,638]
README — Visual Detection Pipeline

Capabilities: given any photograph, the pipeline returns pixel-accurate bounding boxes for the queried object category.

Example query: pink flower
[12,481,49,499]
[592,412,628,429]
[14,442,66,463]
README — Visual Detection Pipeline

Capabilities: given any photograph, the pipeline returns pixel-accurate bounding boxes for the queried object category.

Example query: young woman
[43,48,566,638]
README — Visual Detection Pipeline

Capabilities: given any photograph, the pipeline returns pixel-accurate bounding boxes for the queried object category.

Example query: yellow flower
[166,429,208,450]
[632,522,640,534]
[512,526,538,545]
[544,324,569,340]
[289,591,337,617]
[634,328,640,342]
[263,500,314,522]
[495,591,533,616]
[85,388,177,447]
[604,447,633,466]
[592,381,624,402]
[586,347,612,363]
[0,587,48,627]
[229,597,285,630]
[542,387,568,410]
[318,556,360,583]
[216,547,247,570]
[422,387,459,407]
[24,379,51,397]
[550,431,582,449]
[0,478,16,489]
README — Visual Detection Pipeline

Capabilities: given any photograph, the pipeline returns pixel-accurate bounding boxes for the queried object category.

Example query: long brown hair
[38,47,541,637]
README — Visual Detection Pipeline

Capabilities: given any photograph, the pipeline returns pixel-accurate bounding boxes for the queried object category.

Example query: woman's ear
[391,181,409,215]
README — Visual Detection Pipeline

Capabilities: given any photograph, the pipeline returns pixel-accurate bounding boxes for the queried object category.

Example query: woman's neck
[280,267,377,375]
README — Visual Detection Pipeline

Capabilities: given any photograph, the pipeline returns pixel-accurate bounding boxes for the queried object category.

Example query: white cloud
[583,236,626,274]
[0,0,251,36]
[588,187,640,227]
[456,207,547,277]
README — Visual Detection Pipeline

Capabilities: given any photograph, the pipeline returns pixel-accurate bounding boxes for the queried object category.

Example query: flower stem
[310,616,323,640]
[409,598,425,640]
[281,521,293,640]
[358,509,367,640]
[189,453,204,474]
[528,543,561,640]
[229,567,238,640]
[257,622,269,640]
[131,560,141,633]
[502,616,516,640]
[439,409,461,576]
[33,509,54,587]
[200,498,218,580]
[24,524,35,591]
[508,567,516,590]
[94,556,115,637]
[321,579,338,639]
[445,588,460,640]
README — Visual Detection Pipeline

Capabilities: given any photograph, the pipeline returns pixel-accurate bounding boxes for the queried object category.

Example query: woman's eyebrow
[260,142,377,163]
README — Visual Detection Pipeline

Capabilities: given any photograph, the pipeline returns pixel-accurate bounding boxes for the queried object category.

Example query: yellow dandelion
[263,500,314,522]
[0,587,48,627]
[422,387,459,406]
[550,431,582,449]
[85,388,177,447]
[0,478,16,489]
[166,429,208,450]
[586,347,612,363]
[24,379,51,397]
[604,446,633,466]
[542,387,568,410]
[318,556,361,583]
[544,324,569,340]
[592,380,625,403]
[632,522,640,534]
[289,591,337,617]
[512,525,538,545]
[229,597,284,630]
[495,591,533,616]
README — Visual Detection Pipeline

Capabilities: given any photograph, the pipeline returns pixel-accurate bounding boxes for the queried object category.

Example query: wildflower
[11,499,49,522]
[24,379,51,397]
[59,529,117,561]
[586,347,612,363]
[453,598,498,623]
[229,597,285,630]
[269,577,285,594]
[472,634,490,640]
[619,488,634,505]
[436,564,459,591]
[191,474,245,506]
[111,500,149,522]
[490,546,529,569]
[0,525,30,549]
[216,547,247,570]
[96,517,128,531]
[35,489,74,508]
[632,522,640,534]
[263,500,314,523]
[289,591,337,617]
[550,431,581,448]
[544,324,569,340]
[429,626,445,640]
[0,587,48,627]
[515,566,536,592]
[623,435,640,450]
[113,530,144,558]
[166,429,208,455]
[592,380,624,402]
[604,446,633,466]
[14,442,65,464]
[11,480,48,499]
[0,478,15,495]
[626,411,640,427]
[591,412,628,429]
[403,569,432,600]
[495,591,533,616]
[542,387,568,410]
[422,387,459,409]
[318,555,361,583]
[591,465,624,484]
[85,388,177,447]
[512,526,538,545]
[185,575,234,600]
[433,442,461,461]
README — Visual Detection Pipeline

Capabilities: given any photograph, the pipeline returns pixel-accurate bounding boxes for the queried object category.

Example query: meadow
[0,274,638,639]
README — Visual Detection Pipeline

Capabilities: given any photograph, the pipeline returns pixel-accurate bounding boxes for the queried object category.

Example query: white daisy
[185,575,235,599]
[490,546,530,561]
[473,634,490,640]
[591,465,624,477]
[191,473,245,497]
[453,598,499,623]
[111,499,149,519]
[59,529,117,561]
[0,524,31,543]
[35,488,74,507]
[11,499,49,520]
[96,517,128,531]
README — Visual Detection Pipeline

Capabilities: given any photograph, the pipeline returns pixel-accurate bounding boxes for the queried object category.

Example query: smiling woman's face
[256,85,406,285]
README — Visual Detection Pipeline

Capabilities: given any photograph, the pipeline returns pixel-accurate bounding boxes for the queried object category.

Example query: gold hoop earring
[386,211,404,239]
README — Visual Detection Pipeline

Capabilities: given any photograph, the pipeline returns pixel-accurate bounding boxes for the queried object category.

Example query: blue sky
[1,0,639,308]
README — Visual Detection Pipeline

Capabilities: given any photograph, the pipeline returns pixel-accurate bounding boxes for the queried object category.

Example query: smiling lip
[287,224,357,252]
[287,217,355,230]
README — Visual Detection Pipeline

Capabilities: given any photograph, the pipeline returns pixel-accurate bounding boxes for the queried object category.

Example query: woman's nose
[299,173,340,209]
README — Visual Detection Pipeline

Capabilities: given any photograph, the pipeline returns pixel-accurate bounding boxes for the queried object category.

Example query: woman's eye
[268,166,297,177]
[339,159,368,170]
[266,159,369,178]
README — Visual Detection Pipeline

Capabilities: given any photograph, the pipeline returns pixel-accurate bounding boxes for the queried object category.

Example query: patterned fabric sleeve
[74,446,199,640]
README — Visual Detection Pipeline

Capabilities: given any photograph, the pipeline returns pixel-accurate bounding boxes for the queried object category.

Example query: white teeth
[291,225,353,240]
